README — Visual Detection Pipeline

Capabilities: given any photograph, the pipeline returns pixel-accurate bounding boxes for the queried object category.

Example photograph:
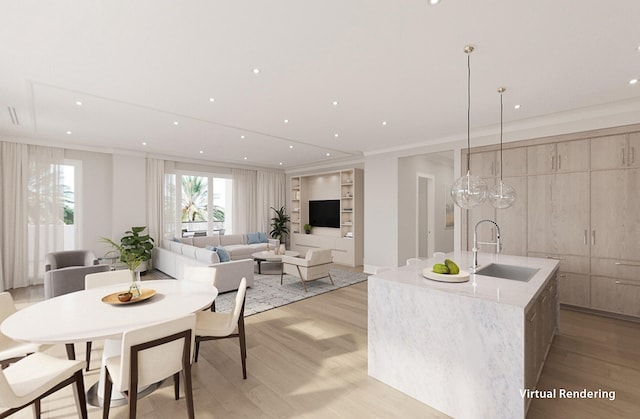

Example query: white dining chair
[102,314,196,419]
[406,258,422,265]
[82,270,132,371]
[194,277,247,379]
[0,292,44,368]
[185,266,218,311]
[0,352,87,418]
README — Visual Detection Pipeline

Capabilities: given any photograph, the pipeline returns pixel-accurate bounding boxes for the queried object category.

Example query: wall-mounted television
[309,199,340,228]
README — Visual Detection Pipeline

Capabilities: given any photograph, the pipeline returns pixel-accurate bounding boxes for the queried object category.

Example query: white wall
[111,154,147,241]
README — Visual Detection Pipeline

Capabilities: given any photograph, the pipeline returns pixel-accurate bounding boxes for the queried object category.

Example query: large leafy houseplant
[102,226,154,272]
[269,206,290,243]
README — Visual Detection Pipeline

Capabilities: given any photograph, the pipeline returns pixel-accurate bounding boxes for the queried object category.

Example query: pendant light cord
[466,52,471,173]
[500,90,504,182]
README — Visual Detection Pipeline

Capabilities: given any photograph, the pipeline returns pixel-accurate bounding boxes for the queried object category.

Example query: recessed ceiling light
[75,101,83,106]
[332,100,339,106]
[382,121,388,126]
[284,119,289,124]
[199,150,204,154]
[209,97,215,103]
[630,78,639,85]
[289,145,294,149]
[279,162,283,165]
[142,141,147,146]
[240,135,245,139]
[253,68,260,74]
[173,121,179,125]
[514,104,521,109]
[326,153,331,156]
[243,157,248,160]
[66,130,72,135]
[334,133,339,138]
[429,0,441,4]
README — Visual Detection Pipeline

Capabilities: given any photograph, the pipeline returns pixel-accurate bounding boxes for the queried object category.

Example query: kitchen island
[368,251,559,419]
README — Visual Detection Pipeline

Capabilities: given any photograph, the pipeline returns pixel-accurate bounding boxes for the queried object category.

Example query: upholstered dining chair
[44,250,109,299]
[281,248,334,292]
[184,266,218,311]
[83,270,132,371]
[194,277,247,379]
[0,352,87,418]
[102,314,196,419]
[406,257,422,265]
[0,293,44,369]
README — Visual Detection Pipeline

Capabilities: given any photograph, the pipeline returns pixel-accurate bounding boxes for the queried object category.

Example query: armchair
[281,248,334,292]
[43,250,109,299]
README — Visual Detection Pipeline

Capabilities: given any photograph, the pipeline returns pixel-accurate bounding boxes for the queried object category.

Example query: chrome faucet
[472,219,501,271]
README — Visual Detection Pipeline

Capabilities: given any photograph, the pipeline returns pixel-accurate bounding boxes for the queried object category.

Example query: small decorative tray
[422,268,470,283]
[102,289,157,305]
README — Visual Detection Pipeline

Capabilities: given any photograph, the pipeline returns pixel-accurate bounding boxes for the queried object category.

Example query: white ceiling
[1,0,639,169]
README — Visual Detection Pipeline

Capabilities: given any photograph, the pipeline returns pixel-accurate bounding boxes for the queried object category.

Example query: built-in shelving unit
[288,168,363,267]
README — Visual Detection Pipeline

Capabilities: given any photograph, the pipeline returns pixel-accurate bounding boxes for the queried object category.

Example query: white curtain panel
[257,170,286,235]
[145,158,165,250]
[163,161,178,242]
[231,168,257,234]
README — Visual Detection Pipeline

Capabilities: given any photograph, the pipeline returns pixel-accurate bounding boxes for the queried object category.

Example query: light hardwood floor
[5,277,640,418]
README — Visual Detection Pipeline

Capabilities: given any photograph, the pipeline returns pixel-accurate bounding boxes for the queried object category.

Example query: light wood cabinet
[527,139,589,175]
[590,133,640,170]
[591,276,640,317]
[528,253,590,307]
[591,169,640,260]
[470,148,527,178]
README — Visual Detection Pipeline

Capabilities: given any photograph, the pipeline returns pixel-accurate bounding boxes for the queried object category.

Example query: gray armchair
[44,250,109,299]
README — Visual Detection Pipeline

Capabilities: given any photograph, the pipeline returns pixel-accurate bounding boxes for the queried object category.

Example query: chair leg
[73,369,89,419]
[328,271,335,286]
[173,371,180,400]
[238,316,247,379]
[85,341,92,371]
[296,265,308,292]
[183,363,195,419]
[210,300,216,312]
[32,399,41,419]
[102,368,113,419]
[194,339,200,362]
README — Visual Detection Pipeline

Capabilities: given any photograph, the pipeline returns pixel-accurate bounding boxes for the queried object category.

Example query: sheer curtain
[257,169,286,234]
[231,168,257,233]
[0,142,65,290]
[145,158,165,251]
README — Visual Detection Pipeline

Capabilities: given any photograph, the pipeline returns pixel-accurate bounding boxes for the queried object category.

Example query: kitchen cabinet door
[556,139,589,172]
[527,175,554,253]
[466,189,497,252]
[552,172,590,256]
[591,169,640,260]
[495,176,527,256]
[590,135,627,170]
[527,144,556,175]
[469,151,498,178]
[591,275,640,317]
[628,132,640,168]
[558,272,590,307]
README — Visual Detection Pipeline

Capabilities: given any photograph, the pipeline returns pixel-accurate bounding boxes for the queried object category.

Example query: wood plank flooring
[5,277,640,418]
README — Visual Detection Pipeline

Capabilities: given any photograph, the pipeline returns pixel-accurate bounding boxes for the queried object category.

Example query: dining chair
[102,314,196,419]
[194,277,247,379]
[0,352,87,418]
[83,270,132,371]
[184,266,218,311]
[0,293,44,369]
[406,257,422,265]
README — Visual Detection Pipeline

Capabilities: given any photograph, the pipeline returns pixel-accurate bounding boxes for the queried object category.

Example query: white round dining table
[1,279,217,406]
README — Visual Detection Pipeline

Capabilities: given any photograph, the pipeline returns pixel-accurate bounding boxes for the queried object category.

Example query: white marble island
[368,251,559,419]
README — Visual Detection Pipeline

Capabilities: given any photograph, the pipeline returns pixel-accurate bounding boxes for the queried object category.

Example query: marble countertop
[373,251,559,308]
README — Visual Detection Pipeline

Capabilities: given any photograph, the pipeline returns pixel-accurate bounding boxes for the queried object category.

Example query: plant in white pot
[102,226,154,297]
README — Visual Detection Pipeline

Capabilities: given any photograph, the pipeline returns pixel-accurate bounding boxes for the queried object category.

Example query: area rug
[215,267,368,316]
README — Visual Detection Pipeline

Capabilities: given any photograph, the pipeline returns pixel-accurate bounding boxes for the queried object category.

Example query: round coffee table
[252,250,300,274]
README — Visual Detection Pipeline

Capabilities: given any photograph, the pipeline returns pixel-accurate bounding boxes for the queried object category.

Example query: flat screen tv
[309,199,340,228]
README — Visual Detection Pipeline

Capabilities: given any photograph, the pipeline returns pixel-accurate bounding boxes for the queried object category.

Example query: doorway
[416,174,435,259]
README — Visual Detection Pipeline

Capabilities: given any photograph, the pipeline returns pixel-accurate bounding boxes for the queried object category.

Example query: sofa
[153,233,279,293]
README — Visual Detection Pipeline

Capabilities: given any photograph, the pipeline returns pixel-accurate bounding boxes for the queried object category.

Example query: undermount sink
[474,263,539,282]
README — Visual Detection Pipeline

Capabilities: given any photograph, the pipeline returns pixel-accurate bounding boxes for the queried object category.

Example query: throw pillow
[258,232,268,243]
[171,237,182,243]
[205,245,216,251]
[247,232,261,244]
[215,246,231,262]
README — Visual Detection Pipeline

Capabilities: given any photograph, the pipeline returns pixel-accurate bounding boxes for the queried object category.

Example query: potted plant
[303,224,312,234]
[102,226,154,296]
[269,206,291,243]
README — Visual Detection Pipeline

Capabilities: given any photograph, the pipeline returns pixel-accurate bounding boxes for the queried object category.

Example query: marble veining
[368,251,558,419]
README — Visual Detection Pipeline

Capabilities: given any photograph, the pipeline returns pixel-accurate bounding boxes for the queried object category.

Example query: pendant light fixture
[450,45,487,210]
[488,87,517,209]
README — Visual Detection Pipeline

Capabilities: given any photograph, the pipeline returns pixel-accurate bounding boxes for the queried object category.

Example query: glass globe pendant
[450,45,487,209]
[488,87,517,209]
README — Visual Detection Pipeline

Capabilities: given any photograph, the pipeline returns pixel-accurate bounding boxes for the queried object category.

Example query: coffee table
[252,250,300,274]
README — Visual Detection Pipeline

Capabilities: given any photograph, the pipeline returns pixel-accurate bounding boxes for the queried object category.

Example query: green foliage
[303,223,311,232]
[181,176,208,222]
[102,226,154,271]
[269,206,290,242]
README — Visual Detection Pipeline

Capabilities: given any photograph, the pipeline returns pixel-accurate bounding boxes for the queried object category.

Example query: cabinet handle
[558,274,566,277]
[551,155,555,171]
[592,230,596,246]
[614,262,640,267]
[528,312,537,322]
[632,147,636,165]
[491,161,494,176]
[584,229,588,245]
[558,154,561,170]
[615,280,640,287]
[545,256,565,260]
[622,148,626,166]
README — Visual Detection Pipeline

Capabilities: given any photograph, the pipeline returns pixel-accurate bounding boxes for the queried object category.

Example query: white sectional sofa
[153,233,279,293]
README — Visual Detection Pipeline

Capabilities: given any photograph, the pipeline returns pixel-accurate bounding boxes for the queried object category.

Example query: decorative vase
[129,269,142,298]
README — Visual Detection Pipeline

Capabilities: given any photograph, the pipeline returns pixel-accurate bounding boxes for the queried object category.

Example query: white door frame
[415,173,435,259]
